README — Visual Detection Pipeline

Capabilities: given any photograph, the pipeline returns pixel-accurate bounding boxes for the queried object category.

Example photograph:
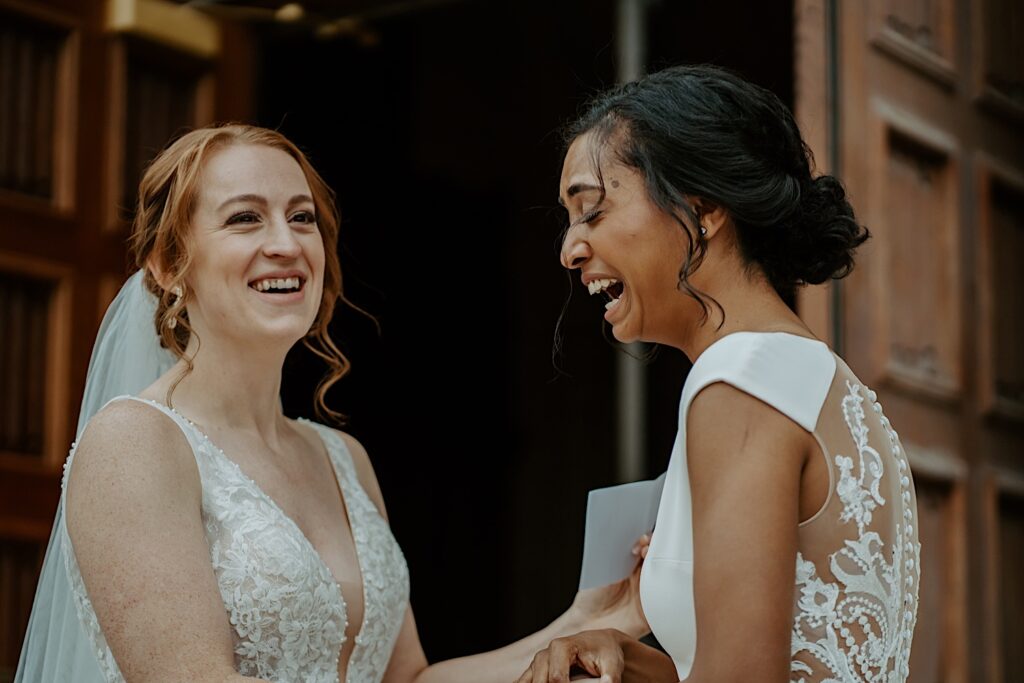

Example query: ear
[145,256,172,292]
[692,199,728,240]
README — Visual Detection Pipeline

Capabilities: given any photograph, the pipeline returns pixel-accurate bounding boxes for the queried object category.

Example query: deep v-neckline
[126,397,369,667]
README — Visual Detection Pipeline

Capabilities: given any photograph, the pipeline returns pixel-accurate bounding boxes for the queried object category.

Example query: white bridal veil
[15,270,175,682]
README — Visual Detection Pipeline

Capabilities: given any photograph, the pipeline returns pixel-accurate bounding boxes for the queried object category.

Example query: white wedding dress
[640,332,921,682]
[15,272,409,683]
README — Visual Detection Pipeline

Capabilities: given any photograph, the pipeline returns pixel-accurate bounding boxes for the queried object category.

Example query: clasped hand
[516,535,656,683]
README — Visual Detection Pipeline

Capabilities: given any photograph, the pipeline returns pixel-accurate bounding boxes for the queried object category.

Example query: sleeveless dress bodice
[639,332,920,682]
[59,396,410,683]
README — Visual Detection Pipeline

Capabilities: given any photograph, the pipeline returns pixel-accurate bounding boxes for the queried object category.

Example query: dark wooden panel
[990,180,1024,411]
[881,127,961,400]
[981,0,1024,107]
[999,492,1024,681]
[0,8,64,201]
[0,537,45,679]
[871,0,957,85]
[117,38,209,223]
[907,477,966,682]
[0,272,53,456]
[978,159,1024,424]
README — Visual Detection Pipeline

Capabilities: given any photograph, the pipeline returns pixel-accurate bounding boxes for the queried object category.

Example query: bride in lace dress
[517,66,921,683]
[15,124,647,683]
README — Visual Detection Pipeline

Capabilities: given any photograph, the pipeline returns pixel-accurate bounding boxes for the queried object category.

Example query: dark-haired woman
[517,65,921,683]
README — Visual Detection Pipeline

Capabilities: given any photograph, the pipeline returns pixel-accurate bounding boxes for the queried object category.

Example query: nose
[263,216,302,259]
[560,224,591,270]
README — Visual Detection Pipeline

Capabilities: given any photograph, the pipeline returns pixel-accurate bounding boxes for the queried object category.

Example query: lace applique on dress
[62,398,410,683]
[791,382,920,683]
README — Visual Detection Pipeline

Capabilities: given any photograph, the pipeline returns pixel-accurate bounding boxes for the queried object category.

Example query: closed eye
[568,208,603,229]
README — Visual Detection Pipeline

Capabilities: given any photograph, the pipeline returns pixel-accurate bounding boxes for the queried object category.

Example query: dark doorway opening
[257,0,793,661]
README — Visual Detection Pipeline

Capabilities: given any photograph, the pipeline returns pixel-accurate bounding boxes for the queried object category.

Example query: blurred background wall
[0,0,1020,681]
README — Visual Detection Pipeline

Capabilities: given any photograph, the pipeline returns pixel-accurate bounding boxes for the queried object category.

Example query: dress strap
[300,420,359,487]
[97,395,211,469]
[680,332,837,432]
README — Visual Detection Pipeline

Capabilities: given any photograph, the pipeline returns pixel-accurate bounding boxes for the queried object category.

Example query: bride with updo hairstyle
[14,124,651,683]
[518,65,921,682]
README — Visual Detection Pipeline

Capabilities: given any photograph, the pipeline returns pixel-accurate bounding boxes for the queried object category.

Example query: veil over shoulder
[15,270,176,682]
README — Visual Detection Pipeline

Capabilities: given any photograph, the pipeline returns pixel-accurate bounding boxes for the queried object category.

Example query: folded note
[578,472,667,590]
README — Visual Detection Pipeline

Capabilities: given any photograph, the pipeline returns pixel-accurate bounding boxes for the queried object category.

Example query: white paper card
[578,472,667,590]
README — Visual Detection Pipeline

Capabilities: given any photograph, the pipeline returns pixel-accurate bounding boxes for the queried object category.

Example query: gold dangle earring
[167,285,183,329]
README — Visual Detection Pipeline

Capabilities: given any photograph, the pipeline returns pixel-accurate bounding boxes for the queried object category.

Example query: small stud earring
[700,226,708,237]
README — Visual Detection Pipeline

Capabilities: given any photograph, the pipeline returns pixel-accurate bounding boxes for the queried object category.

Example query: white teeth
[605,298,620,311]
[587,278,620,296]
[253,276,301,292]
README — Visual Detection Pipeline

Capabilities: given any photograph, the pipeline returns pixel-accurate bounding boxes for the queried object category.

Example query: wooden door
[796,1,1024,681]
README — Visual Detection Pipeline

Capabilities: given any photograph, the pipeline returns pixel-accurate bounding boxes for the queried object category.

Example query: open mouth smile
[248,275,306,294]
[587,277,625,311]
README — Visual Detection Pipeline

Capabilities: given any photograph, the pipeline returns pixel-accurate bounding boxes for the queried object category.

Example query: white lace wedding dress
[639,332,921,682]
[32,395,409,683]
[15,272,409,683]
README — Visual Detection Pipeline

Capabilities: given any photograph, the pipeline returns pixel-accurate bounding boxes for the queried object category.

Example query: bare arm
[682,382,809,681]
[512,381,812,683]
[337,432,644,683]
[66,401,269,683]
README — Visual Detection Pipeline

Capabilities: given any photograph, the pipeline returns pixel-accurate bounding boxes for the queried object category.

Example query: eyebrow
[218,194,315,211]
[557,182,602,206]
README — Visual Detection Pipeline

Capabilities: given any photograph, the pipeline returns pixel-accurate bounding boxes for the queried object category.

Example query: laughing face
[559,132,698,346]
[183,143,326,350]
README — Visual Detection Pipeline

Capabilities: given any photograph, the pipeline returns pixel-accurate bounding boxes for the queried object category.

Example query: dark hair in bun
[566,64,868,308]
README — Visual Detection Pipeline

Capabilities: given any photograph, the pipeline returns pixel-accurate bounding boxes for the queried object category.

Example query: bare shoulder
[321,426,388,520]
[63,399,245,681]
[687,381,811,468]
[67,399,201,521]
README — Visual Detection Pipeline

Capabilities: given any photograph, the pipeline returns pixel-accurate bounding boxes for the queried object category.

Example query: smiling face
[182,143,326,350]
[559,132,700,345]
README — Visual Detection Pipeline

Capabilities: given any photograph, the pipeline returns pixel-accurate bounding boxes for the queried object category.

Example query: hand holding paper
[578,473,666,591]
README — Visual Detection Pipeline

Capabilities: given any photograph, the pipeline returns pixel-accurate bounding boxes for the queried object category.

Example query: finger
[578,643,623,683]
[547,638,577,682]
[533,649,550,683]
[514,662,532,683]
[640,543,649,559]
[595,648,625,683]
[630,534,648,555]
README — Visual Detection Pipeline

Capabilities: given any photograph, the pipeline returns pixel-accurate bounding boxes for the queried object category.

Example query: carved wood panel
[877,117,962,401]
[907,476,967,682]
[0,9,65,202]
[105,36,216,231]
[118,41,204,222]
[871,0,957,85]
[975,0,1024,118]
[977,161,1024,421]
[0,272,52,457]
